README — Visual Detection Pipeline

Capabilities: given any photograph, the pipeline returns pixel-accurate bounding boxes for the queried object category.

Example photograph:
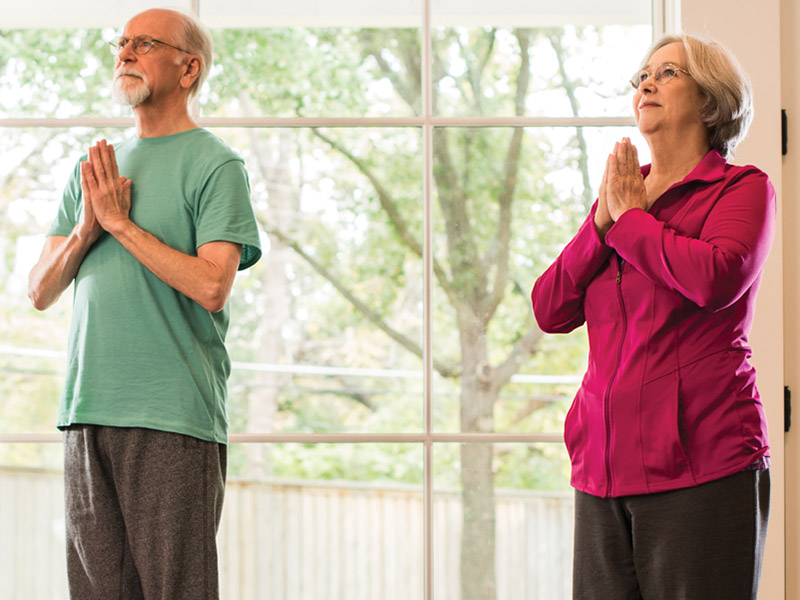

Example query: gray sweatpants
[63,425,227,600]
[572,469,770,600]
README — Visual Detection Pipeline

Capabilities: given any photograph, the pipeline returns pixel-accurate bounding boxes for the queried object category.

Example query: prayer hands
[595,137,647,239]
[80,140,132,237]
[78,163,103,244]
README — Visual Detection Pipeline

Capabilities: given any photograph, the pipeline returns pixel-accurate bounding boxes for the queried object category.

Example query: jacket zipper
[604,255,627,497]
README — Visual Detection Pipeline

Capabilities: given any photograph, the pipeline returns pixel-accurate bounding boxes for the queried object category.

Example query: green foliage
[0,28,121,118]
[206,28,417,117]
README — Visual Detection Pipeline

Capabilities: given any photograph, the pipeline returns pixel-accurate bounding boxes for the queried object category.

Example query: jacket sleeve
[531,202,613,333]
[604,169,776,311]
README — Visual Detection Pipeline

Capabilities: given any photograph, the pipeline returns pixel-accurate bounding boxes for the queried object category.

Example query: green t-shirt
[48,128,262,443]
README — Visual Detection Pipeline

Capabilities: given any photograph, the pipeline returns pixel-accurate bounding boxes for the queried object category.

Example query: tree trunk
[459,319,497,600]
[245,127,297,480]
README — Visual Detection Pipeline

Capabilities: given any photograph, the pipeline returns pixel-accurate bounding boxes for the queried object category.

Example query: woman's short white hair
[174,10,214,101]
[640,34,753,158]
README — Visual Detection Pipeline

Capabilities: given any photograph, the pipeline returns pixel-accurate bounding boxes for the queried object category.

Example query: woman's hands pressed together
[595,137,648,240]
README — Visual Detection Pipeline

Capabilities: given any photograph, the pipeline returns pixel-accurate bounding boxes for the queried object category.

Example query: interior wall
[781,0,799,596]
[678,0,786,598]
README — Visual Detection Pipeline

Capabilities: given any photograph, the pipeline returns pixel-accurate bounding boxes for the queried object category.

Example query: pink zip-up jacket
[531,150,775,498]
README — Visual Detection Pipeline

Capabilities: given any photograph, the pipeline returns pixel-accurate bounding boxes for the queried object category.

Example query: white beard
[112,70,152,107]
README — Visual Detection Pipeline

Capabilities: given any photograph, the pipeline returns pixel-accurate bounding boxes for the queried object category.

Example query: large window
[0,1,654,598]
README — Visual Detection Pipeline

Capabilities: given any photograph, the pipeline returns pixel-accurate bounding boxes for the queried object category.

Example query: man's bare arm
[112,226,242,313]
[27,160,108,311]
[28,232,96,311]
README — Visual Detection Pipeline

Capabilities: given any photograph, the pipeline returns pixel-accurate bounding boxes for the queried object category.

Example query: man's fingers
[107,143,120,182]
[91,141,114,183]
[95,142,108,178]
[80,161,96,190]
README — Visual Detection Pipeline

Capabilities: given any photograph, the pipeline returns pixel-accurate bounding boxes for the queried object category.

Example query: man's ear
[180,56,201,91]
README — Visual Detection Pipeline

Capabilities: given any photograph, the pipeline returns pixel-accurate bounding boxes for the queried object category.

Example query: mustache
[114,67,146,81]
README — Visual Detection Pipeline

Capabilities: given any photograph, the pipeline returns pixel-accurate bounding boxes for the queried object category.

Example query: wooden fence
[0,467,573,599]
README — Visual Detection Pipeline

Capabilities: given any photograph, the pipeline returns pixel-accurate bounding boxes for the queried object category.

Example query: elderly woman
[531,34,774,599]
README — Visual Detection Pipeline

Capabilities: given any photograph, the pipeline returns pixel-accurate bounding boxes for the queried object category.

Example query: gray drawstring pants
[63,425,227,600]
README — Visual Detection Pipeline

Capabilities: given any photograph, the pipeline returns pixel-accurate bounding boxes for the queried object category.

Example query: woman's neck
[647,133,710,185]
[641,132,710,206]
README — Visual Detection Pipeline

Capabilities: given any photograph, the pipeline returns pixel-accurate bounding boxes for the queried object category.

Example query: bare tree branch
[309,127,466,313]
[491,324,544,393]
[455,28,497,113]
[548,32,593,207]
[266,226,461,378]
[432,130,488,307]
[358,29,420,110]
[482,29,532,318]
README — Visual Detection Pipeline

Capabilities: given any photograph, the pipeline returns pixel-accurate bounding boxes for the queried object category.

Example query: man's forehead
[122,10,179,39]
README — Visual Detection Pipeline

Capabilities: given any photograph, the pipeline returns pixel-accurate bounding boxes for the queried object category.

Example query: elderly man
[28,8,261,599]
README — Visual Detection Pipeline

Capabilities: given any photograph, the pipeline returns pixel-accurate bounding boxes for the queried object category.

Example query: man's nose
[117,39,137,62]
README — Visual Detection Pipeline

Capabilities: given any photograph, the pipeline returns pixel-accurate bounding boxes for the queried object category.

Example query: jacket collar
[641,149,727,186]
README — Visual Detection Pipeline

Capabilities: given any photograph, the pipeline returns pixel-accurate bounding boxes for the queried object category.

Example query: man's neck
[133,97,198,138]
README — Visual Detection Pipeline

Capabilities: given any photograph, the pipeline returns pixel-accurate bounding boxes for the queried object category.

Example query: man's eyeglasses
[630,63,692,90]
[109,35,191,56]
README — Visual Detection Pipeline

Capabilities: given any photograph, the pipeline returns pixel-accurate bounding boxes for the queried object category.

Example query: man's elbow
[198,281,232,313]
[28,294,47,312]
[27,284,54,312]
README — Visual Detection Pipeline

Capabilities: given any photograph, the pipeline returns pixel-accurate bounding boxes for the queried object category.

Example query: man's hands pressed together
[80,140,133,238]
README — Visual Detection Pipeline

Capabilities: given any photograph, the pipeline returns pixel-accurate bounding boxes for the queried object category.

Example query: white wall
[679,0,786,598]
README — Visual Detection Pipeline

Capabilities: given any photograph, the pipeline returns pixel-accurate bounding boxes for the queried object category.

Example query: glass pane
[431,126,643,434]
[429,23,652,117]
[210,128,424,435]
[434,442,572,600]
[202,24,420,118]
[0,444,66,599]
[0,30,130,119]
[221,442,424,599]
[0,127,132,434]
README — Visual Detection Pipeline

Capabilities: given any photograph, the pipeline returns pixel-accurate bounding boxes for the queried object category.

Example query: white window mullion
[421,0,435,596]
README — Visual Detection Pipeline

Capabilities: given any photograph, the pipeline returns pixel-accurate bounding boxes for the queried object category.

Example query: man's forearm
[27,228,96,311]
[108,219,241,313]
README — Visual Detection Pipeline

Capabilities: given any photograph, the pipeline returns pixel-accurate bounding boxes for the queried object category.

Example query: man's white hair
[173,10,214,101]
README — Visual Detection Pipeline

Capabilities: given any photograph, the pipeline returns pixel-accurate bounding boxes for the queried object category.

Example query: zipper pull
[616,269,621,284]
[616,256,624,284]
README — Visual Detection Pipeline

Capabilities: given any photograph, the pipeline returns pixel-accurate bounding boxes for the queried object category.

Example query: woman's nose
[639,78,656,94]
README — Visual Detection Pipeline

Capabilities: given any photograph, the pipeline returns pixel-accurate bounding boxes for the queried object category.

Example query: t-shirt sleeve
[47,160,83,237]
[195,159,262,271]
